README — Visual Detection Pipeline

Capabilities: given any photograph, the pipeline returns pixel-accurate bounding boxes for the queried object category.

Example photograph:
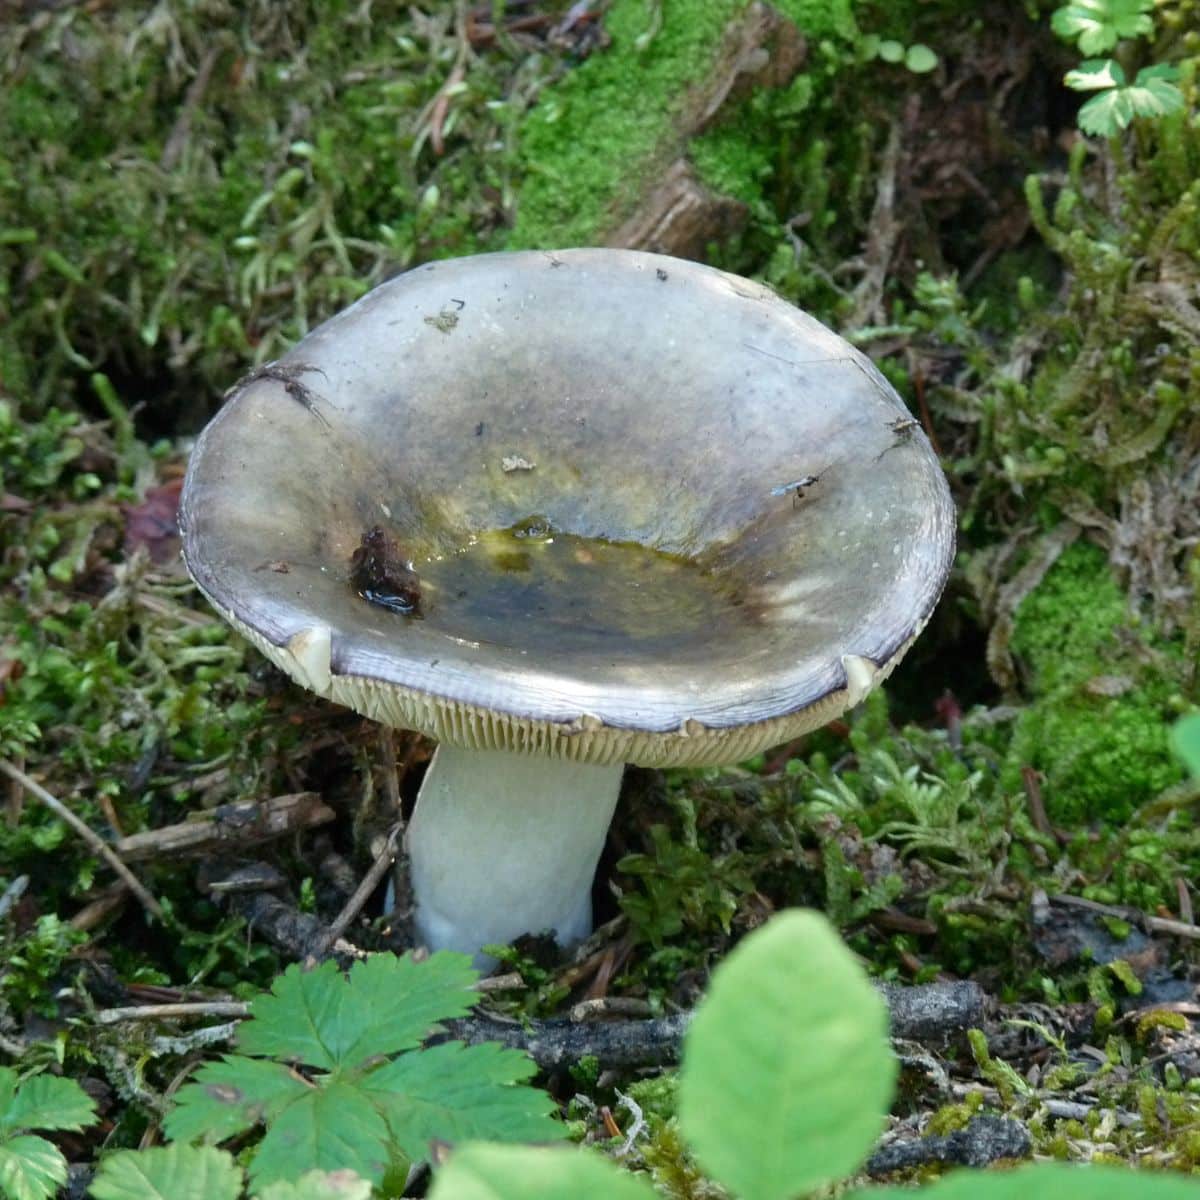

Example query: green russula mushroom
[180,248,954,963]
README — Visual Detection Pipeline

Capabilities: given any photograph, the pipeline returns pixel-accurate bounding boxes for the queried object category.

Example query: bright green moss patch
[0,3,543,418]
[509,0,864,251]
[510,0,746,249]
[1008,543,1183,822]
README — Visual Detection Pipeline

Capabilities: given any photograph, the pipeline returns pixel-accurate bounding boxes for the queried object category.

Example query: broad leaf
[0,1135,67,1200]
[1170,712,1200,778]
[678,909,896,1200]
[165,1056,310,1145]
[363,1041,564,1162]
[255,1170,373,1200]
[239,953,479,1069]
[0,1073,97,1136]
[0,1074,16,1130]
[1065,58,1125,90]
[862,1160,1200,1199]
[1078,88,1136,136]
[904,44,938,74]
[1051,0,1153,54]
[248,1079,391,1191]
[1126,66,1186,119]
[89,1145,243,1200]
[336,952,480,1066]
[427,1143,654,1200]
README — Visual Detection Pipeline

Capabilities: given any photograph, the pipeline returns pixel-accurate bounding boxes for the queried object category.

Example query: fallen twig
[442,979,985,1070]
[114,792,333,862]
[1050,892,1200,942]
[306,822,403,962]
[95,1001,251,1025]
[0,760,164,923]
[569,996,653,1023]
[0,875,29,921]
[865,1113,1031,1177]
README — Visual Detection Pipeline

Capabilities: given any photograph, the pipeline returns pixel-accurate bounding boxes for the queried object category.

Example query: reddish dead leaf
[122,479,184,563]
[0,653,23,705]
[1,493,33,512]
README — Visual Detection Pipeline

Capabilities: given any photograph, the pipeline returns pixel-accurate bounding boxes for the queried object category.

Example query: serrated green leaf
[1065,58,1125,90]
[0,1074,96,1137]
[336,952,480,1065]
[89,1145,243,1200]
[904,44,938,73]
[678,910,896,1200]
[0,1135,67,1200]
[427,1143,654,1200]
[1051,0,1153,55]
[1127,71,1186,119]
[0,1074,17,1127]
[237,961,349,1071]
[1170,712,1200,779]
[255,1168,373,1200]
[248,1080,392,1191]
[363,1042,564,1162]
[860,1160,1200,1199]
[1078,88,1136,136]
[165,1057,310,1145]
[238,953,479,1070]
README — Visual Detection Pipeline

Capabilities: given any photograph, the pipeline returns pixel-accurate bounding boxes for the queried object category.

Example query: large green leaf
[427,1143,654,1200]
[0,1070,95,1139]
[1170,712,1200,779]
[238,953,479,1070]
[255,1169,373,1199]
[363,1041,564,1162]
[165,1056,310,1145]
[678,909,896,1200]
[248,1079,392,1191]
[863,1161,1200,1199]
[0,1135,67,1200]
[88,1145,243,1200]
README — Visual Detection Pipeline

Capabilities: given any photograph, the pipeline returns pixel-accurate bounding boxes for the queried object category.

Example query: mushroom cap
[181,249,954,767]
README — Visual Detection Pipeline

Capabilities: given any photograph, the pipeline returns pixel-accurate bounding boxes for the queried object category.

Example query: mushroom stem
[407,745,623,967]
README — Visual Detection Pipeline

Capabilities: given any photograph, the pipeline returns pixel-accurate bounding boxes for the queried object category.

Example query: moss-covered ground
[1,0,1199,1192]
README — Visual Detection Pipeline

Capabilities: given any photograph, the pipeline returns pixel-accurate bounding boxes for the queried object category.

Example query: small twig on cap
[306,822,404,962]
[0,760,165,923]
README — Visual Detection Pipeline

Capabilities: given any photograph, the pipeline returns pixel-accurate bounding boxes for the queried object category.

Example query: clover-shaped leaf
[1051,0,1153,55]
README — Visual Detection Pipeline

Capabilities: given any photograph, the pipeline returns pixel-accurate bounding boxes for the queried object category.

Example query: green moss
[510,0,746,249]
[0,4,535,416]
[1008,543,1183,822]
[509,0,867,251]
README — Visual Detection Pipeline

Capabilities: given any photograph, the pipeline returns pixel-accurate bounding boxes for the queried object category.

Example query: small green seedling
[0,1067,96,1200]
[163,952,562,1191]
[1064,60,1184,137]
[1051,0,1154,55]
[861,35,938,74]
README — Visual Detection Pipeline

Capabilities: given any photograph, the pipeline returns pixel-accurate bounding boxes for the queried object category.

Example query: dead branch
[95,1001,250,1025]
[0,760,165,923]
[306,823,403,962]
[865,1114,1031,1177]
[114,792,333,862]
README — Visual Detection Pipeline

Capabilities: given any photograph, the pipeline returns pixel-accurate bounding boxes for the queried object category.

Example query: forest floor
[1,0,1199,1195]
